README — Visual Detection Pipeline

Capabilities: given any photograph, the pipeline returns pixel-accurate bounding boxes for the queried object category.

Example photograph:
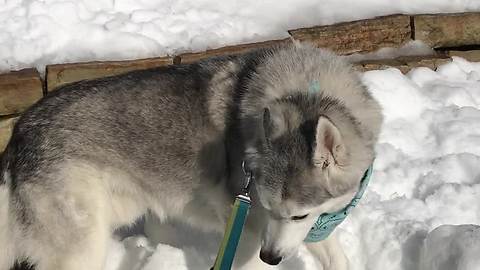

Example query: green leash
[211,162,253,270]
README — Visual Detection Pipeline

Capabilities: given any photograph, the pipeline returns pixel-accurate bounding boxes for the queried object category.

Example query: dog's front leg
[305,232,349,270]
[231,209,274,270]
[232,226,271,270]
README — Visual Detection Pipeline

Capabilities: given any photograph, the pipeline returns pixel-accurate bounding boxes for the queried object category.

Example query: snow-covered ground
[2,0,480,72]
[341,57,480,270]
[421,224,480,270]
[100,57,480,270]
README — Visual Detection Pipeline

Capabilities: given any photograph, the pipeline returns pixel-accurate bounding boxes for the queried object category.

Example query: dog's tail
[0,148,16,270]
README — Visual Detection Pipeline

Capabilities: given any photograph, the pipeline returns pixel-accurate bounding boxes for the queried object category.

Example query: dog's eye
[291,214,309,221]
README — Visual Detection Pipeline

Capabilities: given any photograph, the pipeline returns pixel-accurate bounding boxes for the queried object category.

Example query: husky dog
[0,44,382,270]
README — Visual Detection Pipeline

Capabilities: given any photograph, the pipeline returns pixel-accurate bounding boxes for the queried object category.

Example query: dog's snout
[259,249,283,265]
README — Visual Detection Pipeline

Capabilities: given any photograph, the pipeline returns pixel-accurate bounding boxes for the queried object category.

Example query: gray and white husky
[0,43,382,270]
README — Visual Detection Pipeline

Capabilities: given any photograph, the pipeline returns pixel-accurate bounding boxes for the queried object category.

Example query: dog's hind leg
[1,176,15,270]
[27,194,110,270]
[305,232,348,270]
[18,165,112,270]
[36,212,110,270]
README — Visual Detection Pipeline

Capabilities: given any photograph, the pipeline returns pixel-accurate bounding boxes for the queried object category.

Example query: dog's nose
[259,249,283,265]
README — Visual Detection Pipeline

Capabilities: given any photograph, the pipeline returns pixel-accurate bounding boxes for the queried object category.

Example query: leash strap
[212,194,251,270]
[212,161,253,270]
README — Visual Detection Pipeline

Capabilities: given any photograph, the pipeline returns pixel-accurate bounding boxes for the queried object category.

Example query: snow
[339,57,480,270]
[2,0,480,73]
[99,57,480,270]
[346,40,435,62]
[111,219,320,270]
[421,224,480,270]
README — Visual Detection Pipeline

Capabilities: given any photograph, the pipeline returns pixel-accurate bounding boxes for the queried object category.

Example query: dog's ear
[313,116,347,168]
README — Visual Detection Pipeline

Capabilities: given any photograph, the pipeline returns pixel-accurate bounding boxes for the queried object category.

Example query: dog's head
[244,97,375,265]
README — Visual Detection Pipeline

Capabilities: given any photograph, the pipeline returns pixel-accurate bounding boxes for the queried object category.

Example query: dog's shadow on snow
[400,230,428,270]
[278,256,307,270]
[113,215,308,270]
[111,217,155,270]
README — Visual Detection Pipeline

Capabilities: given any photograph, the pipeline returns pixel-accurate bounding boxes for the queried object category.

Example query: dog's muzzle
[259,249,283,265]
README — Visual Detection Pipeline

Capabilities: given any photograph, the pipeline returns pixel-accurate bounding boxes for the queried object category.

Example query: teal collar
[304,163,373,242]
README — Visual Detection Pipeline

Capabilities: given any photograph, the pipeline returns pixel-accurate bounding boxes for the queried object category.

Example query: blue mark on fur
[304,163,373,242]
[308,80,321,93]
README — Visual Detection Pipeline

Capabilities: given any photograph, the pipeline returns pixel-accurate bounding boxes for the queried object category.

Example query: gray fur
[0,43,382,270]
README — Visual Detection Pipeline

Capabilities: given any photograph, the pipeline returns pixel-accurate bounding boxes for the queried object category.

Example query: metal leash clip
[241,161,253,196]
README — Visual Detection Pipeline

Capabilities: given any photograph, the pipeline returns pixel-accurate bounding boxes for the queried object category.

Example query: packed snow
[100,57,480,270]
[421,224,480,270]
[339,57,480,270]
[2,0,480,72]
